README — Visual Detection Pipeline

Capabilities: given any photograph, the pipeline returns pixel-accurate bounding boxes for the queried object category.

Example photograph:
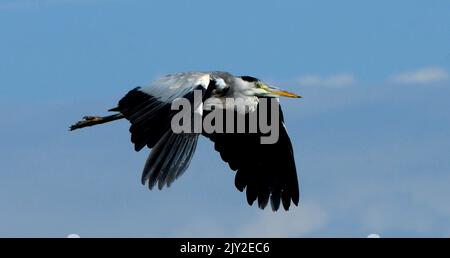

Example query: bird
[70,71,301,211]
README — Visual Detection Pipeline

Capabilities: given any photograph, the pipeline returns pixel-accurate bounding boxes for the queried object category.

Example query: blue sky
[0,0,449,237]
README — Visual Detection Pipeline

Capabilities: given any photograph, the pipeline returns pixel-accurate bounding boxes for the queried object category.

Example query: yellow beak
[266,87,302,98]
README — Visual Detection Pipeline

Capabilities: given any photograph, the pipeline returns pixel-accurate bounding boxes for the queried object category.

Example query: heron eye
[255,82,264,88]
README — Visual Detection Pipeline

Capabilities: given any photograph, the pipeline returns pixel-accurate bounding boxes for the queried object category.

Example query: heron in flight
[70,71,301,211]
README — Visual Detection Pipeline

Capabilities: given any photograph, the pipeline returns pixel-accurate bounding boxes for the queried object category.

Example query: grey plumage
[70,71,301,211]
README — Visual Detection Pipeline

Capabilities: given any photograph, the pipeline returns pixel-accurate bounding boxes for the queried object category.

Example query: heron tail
[69,113,125,131]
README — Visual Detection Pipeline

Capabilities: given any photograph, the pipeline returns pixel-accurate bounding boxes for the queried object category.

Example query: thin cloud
[297,73,356,88]
[170,202,327,237]
[237,202,327,237]
[389,67,449,84]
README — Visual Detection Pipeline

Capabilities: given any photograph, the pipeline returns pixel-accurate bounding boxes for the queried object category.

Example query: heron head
[238,76,301,98]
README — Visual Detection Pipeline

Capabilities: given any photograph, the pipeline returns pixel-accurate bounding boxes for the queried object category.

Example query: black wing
[203,99,300,211]
[114,87,200,190]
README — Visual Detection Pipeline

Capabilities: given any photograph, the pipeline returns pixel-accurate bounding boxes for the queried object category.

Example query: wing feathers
[114,72,299,211]
[203,101,300,211]
[116,72,211,190]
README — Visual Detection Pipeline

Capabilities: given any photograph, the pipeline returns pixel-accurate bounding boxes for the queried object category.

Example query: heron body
[71,71,301,211]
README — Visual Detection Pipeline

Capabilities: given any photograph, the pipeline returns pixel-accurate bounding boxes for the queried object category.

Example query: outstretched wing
[114,72,211,189]
[203,98,300,211]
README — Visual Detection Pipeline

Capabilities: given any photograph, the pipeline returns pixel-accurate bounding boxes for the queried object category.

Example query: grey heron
[70,71,301,211]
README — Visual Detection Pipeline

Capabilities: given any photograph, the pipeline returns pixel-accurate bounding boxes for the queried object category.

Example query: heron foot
[82,116,102,122]
[70,116,103,131]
